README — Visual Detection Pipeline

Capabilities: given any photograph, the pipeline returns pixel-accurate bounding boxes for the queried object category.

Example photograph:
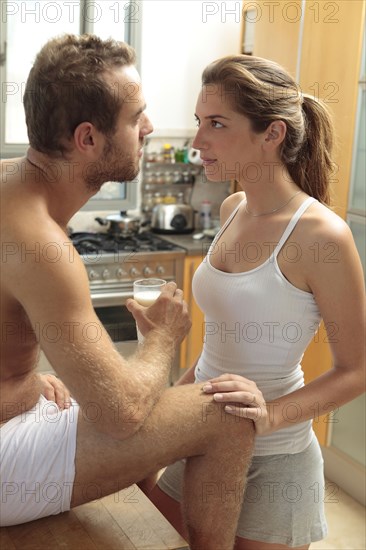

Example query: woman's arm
[174,355,200,386]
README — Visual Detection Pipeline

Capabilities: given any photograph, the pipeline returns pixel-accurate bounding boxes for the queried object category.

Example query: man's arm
[3,223,190,439]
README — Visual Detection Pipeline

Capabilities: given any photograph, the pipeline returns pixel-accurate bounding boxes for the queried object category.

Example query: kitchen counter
[158,232,214,257]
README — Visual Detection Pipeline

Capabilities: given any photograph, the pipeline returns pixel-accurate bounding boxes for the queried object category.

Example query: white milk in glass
[133,279,166,343]
[134,290,161,307]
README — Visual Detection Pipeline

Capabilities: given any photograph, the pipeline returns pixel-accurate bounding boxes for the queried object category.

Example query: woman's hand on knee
[202,373,271,435]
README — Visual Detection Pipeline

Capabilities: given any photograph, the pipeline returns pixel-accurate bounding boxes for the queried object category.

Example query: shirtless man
[0,34,255,548]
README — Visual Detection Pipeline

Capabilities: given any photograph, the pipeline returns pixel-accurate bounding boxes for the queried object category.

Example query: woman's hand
[202,373,271,435]
[39,374,71,410]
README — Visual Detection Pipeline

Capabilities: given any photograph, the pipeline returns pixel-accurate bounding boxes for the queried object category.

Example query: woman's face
[192,84,265,184]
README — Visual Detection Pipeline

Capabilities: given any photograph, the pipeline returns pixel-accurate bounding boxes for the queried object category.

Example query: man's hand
[126,282,191,346]
[39,374,71,410]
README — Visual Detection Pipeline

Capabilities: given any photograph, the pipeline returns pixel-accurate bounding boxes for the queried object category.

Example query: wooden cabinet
[180,255,205,371]
[242,0,302,76]
[299,0,365,221]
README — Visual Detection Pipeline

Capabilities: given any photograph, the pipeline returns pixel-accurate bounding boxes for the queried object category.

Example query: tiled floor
[311,485,365,550]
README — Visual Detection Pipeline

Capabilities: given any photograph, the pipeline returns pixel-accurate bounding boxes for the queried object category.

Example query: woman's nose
[192,127,206,150]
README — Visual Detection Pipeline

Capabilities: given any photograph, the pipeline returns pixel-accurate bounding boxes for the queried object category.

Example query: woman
[149,55,365,549]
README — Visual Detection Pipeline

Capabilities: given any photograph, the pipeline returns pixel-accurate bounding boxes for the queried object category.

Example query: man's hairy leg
[71,383,254,550]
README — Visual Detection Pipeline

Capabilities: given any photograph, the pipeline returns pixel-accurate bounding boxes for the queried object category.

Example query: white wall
[140,1,242,134]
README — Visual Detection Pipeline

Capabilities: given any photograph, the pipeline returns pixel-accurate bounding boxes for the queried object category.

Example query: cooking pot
[151,203,195,234]
[95,211,143,235]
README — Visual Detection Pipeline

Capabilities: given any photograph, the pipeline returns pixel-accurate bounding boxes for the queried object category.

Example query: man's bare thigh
[71,383,252,507]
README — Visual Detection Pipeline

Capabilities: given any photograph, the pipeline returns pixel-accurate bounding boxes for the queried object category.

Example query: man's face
[85,65,153,192]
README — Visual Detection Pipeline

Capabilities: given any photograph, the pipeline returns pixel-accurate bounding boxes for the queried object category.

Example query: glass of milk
[133,278,166,343]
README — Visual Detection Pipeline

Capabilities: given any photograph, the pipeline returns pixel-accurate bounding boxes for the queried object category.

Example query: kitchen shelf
[144,161,199,169]
[141,139,204,214]
[143,182,195,189]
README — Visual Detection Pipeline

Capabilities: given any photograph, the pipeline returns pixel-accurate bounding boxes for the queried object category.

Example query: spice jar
[164,193,177,204]
[153,192,164,205]
[164,172,174,185]
[155,172,165,185]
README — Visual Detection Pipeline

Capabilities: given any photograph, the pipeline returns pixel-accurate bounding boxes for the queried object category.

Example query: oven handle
[91,291,134,307]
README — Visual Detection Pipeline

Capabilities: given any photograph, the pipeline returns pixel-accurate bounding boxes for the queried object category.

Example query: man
[0,34,254,549]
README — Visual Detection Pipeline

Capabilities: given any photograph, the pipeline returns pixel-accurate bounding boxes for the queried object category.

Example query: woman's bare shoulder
[220,192,246,224]
[299,201,362,285]
[302,201,354,244]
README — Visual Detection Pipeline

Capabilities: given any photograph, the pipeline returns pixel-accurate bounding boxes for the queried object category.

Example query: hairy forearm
[50,328,176,440]
[127,328,176,408]
[269,365,365,432]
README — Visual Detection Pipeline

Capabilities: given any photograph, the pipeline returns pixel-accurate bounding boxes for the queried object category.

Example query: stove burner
[70,231,181,255]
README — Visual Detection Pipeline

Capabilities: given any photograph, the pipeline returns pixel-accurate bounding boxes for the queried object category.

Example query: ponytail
[287,96,334,205]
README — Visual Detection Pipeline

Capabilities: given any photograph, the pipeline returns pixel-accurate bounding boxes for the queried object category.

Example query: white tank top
[193,197,321,455]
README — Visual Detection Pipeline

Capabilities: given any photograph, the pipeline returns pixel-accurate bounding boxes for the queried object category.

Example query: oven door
[93,303,138,359]
[89,290,137,354]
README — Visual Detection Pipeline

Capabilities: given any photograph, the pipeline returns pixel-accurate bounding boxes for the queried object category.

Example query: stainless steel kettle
[151,203,195,234]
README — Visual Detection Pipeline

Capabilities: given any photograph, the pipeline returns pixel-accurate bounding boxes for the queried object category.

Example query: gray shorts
[158,435,328,547]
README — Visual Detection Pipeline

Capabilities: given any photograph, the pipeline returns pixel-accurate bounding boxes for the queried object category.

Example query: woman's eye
[211,120,223,128]
[195,118,200,127]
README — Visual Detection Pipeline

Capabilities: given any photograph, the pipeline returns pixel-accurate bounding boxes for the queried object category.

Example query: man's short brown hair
[23,34,136,156]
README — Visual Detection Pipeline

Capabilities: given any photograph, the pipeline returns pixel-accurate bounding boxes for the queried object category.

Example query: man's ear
[263,120,287,147]
[73,122,97,153]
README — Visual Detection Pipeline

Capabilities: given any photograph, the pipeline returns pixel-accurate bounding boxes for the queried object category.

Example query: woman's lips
[202,158,217,166]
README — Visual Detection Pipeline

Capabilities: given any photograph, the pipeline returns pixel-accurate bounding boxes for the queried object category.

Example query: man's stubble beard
[85,137,139,193]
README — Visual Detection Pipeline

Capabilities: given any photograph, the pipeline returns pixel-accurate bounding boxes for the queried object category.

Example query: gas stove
[69,231,185,306]
[70,231,182,255]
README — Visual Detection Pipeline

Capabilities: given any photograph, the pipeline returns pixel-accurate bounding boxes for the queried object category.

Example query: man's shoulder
[1,158,37,229]
[2,219,80,271]
[1,199,83,289]
[0,157,23,169]
[2,191,61,242]
[1,158,85,289]
[1,157,25,187]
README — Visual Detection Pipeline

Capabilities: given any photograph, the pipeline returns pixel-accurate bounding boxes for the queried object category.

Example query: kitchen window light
[0,0,142,211]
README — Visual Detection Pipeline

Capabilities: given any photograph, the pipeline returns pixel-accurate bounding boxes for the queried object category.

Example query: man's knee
[168,383,255,444]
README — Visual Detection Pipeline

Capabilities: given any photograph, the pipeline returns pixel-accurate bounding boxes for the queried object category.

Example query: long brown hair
[24,34,136,156]
[202,55,334,205]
